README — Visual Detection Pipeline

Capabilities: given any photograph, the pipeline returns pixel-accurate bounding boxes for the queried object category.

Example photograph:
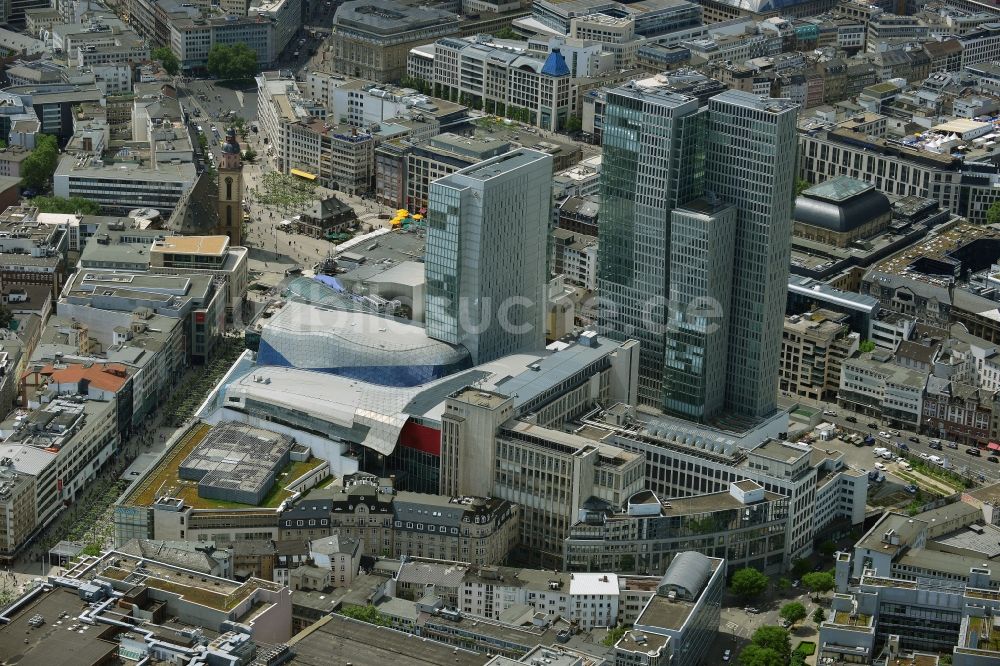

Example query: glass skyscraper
[425,149,553,364]
[705,91,799,419]
[598,85,798,421]
[597,87,703,406]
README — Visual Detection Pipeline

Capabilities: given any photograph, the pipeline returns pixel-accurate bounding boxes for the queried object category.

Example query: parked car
[723,649,732,662]
[918,452,929,460]
[904,484,918,494]
[989,456,1000,463]
[967,448,982,456]
[890,430,901,436]
[813,563,824,572]
[792,579,800,588]
[929,442,943,451]
[879,431,890,438]
[909,436,921,443]
[898,461,912,471]
[744,607,760,614]
[823,409,837,417]
[868,422,879,428]
[946,442,959,449]
[846,416,857,423]
[875,462,887,471]
[899,443,910,451]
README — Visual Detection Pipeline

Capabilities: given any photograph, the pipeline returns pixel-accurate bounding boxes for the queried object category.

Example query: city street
[780,397,1000,484]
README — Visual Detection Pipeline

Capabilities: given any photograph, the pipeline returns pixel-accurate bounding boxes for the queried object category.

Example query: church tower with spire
[217,127,244,246]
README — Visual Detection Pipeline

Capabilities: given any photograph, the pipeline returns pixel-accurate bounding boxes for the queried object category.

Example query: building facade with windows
[598,84,798,418]
[781,309,860,402]
[278,474,519,566]
[564,482,788,575]
[426,149,552,363]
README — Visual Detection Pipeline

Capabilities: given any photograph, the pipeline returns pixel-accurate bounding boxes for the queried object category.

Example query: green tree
[739,645,784,666]
[858,339,876,353]
[81,542,102,557]
[730,567,769,601]
[206,43,258,81]
[339,604,391,626]
[564,115,582,133]
[780,602,807,626]
[801,571,835,598]
[791,558,811,577]
[750,626,791,663]
[242,148,257,163]
[795,177,811,196]
[21,134,59,191]
[0,305,12,329]
[777,577,791,592]
[812,607,826,624]
[493,26,523,40]
[819,540,838,556]
[601,625,628,647]
[151,46,179,75]
[32,195,101,214]
[230,115,248,138]
[987,199,1000,226]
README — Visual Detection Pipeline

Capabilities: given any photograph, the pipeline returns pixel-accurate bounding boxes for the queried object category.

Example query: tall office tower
[663,199,736,421]
[597,88,704,407]
[425,148,553,364]
[598,84,798,420]
[704,91,798,419]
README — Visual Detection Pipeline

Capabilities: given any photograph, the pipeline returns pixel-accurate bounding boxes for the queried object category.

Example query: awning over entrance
[290,168,316,180]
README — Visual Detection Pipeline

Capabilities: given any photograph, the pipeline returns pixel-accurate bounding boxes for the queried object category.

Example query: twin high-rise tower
[598,87,799,422]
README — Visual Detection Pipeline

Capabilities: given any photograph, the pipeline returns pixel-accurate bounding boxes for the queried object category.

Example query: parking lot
[788,401,999,485]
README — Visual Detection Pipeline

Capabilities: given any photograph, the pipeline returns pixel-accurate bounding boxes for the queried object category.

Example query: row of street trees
[150,43,258,80]
[730,567,835,602]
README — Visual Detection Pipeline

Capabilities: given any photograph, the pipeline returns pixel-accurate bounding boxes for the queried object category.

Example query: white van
[898,461,912,471]
[873,447,889,456]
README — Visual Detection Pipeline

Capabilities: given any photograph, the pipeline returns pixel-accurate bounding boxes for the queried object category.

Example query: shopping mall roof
[211,332,626,457]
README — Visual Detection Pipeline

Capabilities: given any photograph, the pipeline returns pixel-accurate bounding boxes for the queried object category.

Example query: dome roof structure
[795,175,891,233]
[222,127,241,154]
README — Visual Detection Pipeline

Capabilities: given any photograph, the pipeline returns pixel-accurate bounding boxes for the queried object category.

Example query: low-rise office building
[424,37,573,131]
[839,351,927,430]
[616,552,724,666]
[53,155,196,216]
[824,543,1000,664]
[442,391,645,568]
[564,482,788,575]
[331,0,461,82]
[114,421,330,547]
[149,235,249,321]
[168,14,275,71]
[578,408,868,565]
[0,458,37,562]
[0,395,119,533]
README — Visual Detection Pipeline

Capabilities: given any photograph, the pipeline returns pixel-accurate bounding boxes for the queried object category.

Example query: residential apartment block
[781,309,860,402]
